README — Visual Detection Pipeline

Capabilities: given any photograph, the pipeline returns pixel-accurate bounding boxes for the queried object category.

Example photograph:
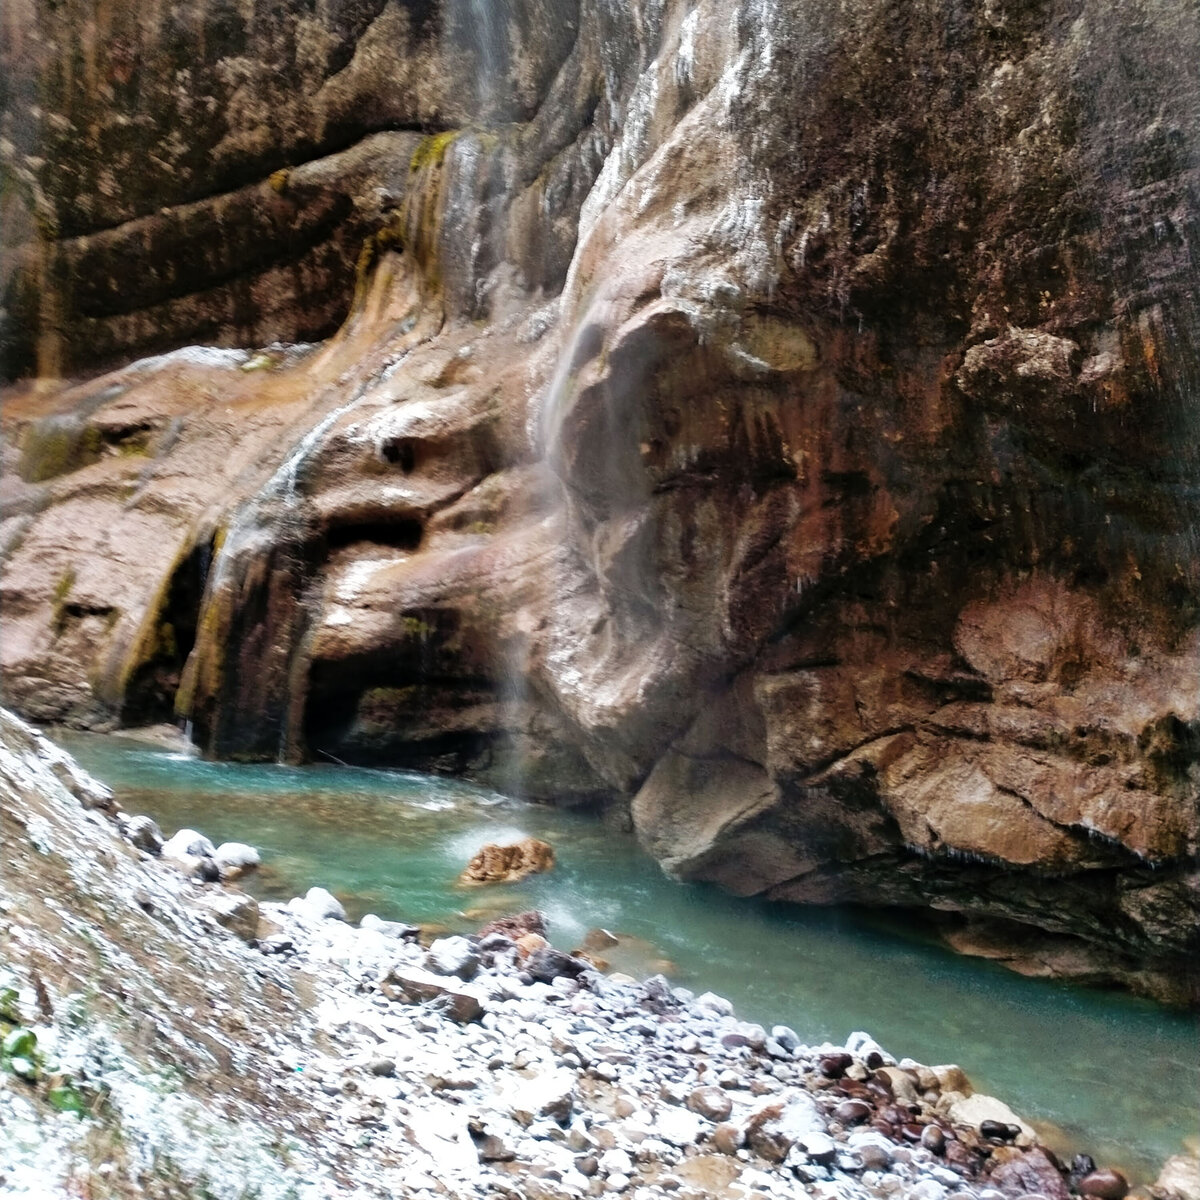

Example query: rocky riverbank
[2,708,1196,1200]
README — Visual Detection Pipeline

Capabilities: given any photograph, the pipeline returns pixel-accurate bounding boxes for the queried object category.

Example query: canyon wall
[2,0,1198,1001]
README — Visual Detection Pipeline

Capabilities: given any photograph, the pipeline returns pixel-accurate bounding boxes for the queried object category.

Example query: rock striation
[2,0,1198,1000]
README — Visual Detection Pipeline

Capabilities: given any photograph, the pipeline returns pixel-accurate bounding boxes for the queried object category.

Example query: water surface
[59,731,1198,1181]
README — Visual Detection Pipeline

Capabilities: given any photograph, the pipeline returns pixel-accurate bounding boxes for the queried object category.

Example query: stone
[426,936,480,980]
[360,913,420,940]
[820,1053,853,1079]
[213,842,261,878]
[195,890,260,941]
[655,1106,706,1148]
[931,1065,972,1096]
[381,966,484,1024]
[981,1119,1021,1143]
[192,856,221,882]
[162,829,216,860]
[504,1069,576,1126]
[908,1181,947,1200]
[123,814,164,854]
[989,1149,1070,1200]
[525,947,587,983]
[1152,1155,1200,1200]
[713,1124,744,1155]
[368,1057,396,1077]
[848,1130,894,1170]
[835,1100,872,1126]
[947,1094,1034,1145]
[479,911,548,940]
[287,886,347,922]
[743,1094,822,1163]
[771,1025,802,1053]
[1077,1170,1130,1200]
[476,1132,516,1162]
[686,1086,732,1122]
[460,839,555,885]
[877,1067,920,1105]
[798,1131,837,1166]
[599,1149,634,1176]
[920,1125,947,1154]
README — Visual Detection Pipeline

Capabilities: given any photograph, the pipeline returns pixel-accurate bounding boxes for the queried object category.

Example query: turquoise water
[58,731,1198,1181]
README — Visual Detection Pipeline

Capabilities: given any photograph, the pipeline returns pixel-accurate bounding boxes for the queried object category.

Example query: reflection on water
[59,731,1199,1181]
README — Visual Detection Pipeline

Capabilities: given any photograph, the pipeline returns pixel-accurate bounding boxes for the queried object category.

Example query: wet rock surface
[2,0,1198,1004]
[0,710,1159,1199]
[461,838,557,885]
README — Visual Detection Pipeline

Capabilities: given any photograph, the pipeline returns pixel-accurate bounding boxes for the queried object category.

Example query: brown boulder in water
[460,838,555,885]
[478,910,548,941]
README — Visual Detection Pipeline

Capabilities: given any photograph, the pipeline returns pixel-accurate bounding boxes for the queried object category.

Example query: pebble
[920,1125,946,1154]
[1078,1169,1130,1200]
[836,1099,873,1126]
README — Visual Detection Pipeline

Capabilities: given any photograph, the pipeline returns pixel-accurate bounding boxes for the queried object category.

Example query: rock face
[2,0,1198,1001]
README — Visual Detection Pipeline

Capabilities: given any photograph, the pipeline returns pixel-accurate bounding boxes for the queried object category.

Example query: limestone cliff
[2,0,1198,1002]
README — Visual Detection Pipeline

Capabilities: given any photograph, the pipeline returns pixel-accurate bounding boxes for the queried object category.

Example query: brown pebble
[713,1123,743,1156]
[901,1123,924,1143]
[980,1118,1019,1143]
[820,1053,853,1079]
[835,1100,872,1125]
[921,1125,946,1154]
[1078,1169,1130,1200]
[866,1051,884,1069]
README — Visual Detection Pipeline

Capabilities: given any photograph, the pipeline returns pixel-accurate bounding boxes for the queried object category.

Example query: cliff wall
[2,0,1198,1001]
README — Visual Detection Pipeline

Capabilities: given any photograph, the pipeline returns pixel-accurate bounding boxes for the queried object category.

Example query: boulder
[503,1068,576,1126]
[288,887,347,922]
[426,936,480,980]
[948,1093,1034,1145]
[742,1093,822,1162]
[360,913,420,940]
[1078,1169,1130,1200]
[460,839,555,885]
[122,814,164,854]
[1151,1155,1200,1200]
[988,1149,1070,1200]
[686,1086,733,1123]
[478,910,548,940]
[195,891,260,942]
[161,829,216,860]
[381,966,484,1024]
[525,947,587,983]
[213,842,261,878]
